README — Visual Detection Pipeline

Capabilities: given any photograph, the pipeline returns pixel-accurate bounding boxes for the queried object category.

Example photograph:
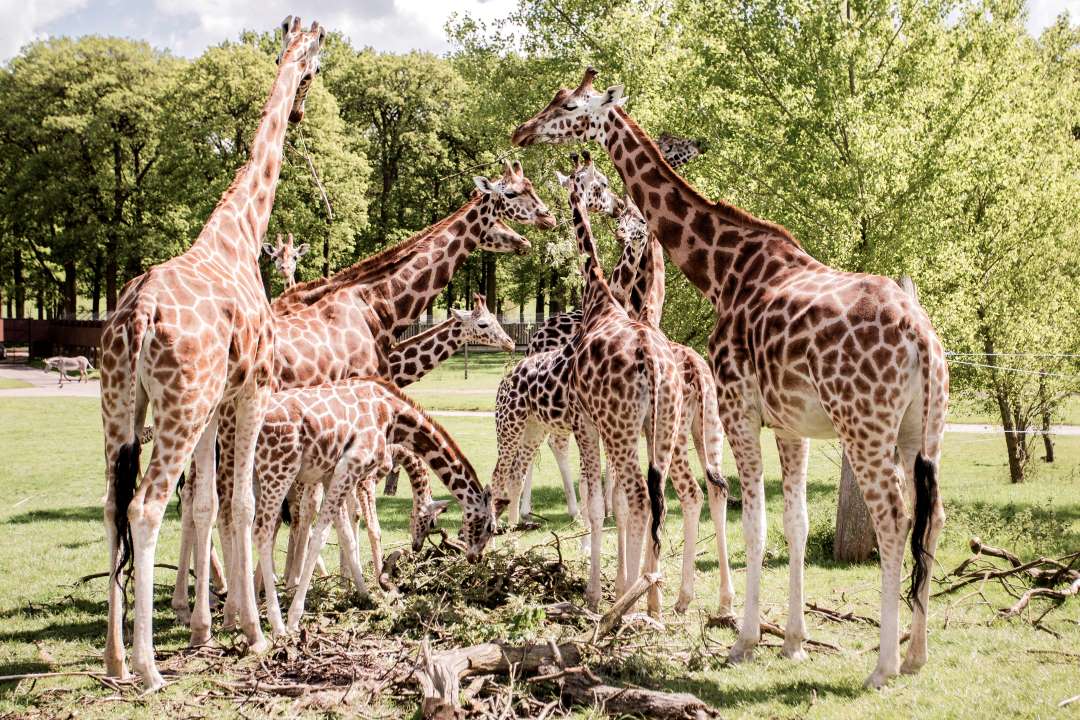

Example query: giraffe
[263,232,309,287]
[176,184,542,625]
[519,137,705,516]
[252,377,495,635]
[493,160,685,615]
[512,68,949,688]
[99,17,325,690]
[496,154,733,615]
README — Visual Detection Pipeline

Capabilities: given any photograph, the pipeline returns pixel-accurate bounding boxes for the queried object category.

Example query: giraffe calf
[253,377,494,635]
[43,355,93,386]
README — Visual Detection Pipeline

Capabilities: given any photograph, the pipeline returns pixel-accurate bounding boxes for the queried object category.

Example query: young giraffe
[263,232,309,287]
[498,155,733,614]
[252,377,495,635]
[99,17,324,689]
[520,137,704,517]
[512,68,948,687]
[177,190,541,624]
[289,292,514,582]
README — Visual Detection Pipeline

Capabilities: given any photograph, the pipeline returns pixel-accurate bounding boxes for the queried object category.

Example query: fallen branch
[705,614,841,653]
[561,667,721,719]
[999,578,1080,618]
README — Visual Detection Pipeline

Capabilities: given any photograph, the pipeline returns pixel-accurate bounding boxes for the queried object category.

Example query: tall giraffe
[512,68,948,688]
[99,17,325,690]
[177,180,543,623]
[252,378,495,635]
[263,232,309,287]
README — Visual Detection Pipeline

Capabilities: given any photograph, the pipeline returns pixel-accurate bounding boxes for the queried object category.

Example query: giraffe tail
[909,321,947,611]
[639,342,667,556]
[689,354,726,492]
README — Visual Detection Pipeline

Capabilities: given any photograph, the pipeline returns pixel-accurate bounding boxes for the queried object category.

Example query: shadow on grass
[674,675,864,709]
[5,506,103,525]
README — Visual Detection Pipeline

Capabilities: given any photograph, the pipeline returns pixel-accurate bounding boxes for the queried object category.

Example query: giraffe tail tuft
[909,453,938,611]
[280,496,292,526]
[112,441,140,585]
[705,468,727,492]
[646,465,664,555]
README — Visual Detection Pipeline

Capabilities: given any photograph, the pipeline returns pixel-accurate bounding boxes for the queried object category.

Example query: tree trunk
[548,268,563,316]
[426,300,434,323]
[62,260,77,318]
[833,452,877,562]
[322,231,330,279]
[534,266,545,322]
[1039,380,1054,463]
[445,280,454,313]
[14,251,24,319]
[91,250,103,319]
[483,253,496,311]
[36,286,44,320]
[995,390,1025,483]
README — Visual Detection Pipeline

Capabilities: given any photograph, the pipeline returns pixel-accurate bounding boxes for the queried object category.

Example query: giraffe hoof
[674,594,692,615]
[172,608,192,626]
[900,656,926,675]
[246,636,271,656]
[727,641,756,665]
[136,667,167,693]
[782,644,809,663]
[864,667,897,689]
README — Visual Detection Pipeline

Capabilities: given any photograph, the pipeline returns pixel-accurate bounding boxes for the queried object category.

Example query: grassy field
[0,378,31,390]
[0,386,1078,718]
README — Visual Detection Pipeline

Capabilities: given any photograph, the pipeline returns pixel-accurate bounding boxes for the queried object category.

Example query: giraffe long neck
[388,316,466,388]
[568,188,618,325]
[358,197,494,345]
[601,106,810,300]
[389,395,487,514]
[390,444,432,505]
[631,235,666,328]
[198,63,301,261]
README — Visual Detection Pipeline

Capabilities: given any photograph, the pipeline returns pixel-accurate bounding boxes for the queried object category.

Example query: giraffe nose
[511,123,533,146]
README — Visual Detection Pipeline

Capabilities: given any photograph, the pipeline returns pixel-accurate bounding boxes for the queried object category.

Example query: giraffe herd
[98,17,948,697]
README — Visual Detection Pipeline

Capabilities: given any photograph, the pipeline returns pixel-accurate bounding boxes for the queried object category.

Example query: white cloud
[1026,0,1079,33]
[0,0,87,59]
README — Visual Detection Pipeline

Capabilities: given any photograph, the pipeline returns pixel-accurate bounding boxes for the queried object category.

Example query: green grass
[1,396,1078,718]
[0,378,32,390]
[404,352,513,411]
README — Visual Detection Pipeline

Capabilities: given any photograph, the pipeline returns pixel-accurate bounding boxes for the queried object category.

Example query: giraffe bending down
[285,292,514,582]
[252,378,495,635]
[512,68,948,687]
[176,171,544,626]
[263,232,309,287]
[99,17,325,690]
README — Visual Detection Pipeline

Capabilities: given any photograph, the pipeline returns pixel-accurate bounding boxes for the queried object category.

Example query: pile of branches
[935,537,1080,635]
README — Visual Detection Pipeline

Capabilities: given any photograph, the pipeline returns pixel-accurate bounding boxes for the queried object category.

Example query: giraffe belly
[759,391,837,440]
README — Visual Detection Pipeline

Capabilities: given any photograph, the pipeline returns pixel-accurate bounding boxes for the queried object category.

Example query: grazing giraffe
[252,377,495,635]
[512,68,948,687]
[290,292,513,581]
[263,232,309,287]
[99,17,324,690]
[176,176,543,624]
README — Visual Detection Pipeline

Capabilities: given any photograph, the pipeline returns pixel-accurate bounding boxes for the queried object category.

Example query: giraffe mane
[614,107,800,248]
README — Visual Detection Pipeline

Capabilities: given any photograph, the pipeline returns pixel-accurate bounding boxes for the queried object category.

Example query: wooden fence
[1,318,542,362]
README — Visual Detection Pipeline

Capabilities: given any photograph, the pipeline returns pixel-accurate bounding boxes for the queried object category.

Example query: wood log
[561,668,721,720]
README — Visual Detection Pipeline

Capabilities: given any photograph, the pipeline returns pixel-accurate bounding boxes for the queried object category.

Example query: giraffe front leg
[776,436,810,662]
[670,451,702,614]
[725,414,765,665]
[230,386,269,655]
[548,431,579,520]
[171,469,196,626]
[707,481,736,618]
[189,420,220,648]
[333,489,369,599]
[574,420,605,611]
[288,470,353,631]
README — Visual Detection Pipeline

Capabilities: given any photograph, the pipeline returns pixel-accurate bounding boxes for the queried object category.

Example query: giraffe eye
[504,191,518,199]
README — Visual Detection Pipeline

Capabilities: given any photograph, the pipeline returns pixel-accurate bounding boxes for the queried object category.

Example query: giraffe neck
[339,197,495,344]
[568,188,618,325]
[631,235,665,328]
[601,106,809,299]
[389,394,487,514]
[388,316,466,388]
[199,63,301,261]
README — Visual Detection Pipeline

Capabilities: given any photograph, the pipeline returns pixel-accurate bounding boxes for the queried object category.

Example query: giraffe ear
[473,176,495,195]
[602,85,626,106]
[555,171,570,188]
[424,499,452,516]
[296,243,310,257]
[450,307,468,321]
[263,243,276,257]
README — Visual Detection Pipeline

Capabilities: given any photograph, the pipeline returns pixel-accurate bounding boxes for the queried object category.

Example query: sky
[1,0,1076,62]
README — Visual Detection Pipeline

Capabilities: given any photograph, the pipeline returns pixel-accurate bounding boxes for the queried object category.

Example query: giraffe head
[555,151,622,217]
[460,486,496,563]
[263,233,309,287]
[412,498,451,551]
[451,294,515,352]
[616,194,648,256]
[511,67,626,147]
[473,160,557,230]
[655,133,705,169]
[277,16,326,124]
[482,219,532,256]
